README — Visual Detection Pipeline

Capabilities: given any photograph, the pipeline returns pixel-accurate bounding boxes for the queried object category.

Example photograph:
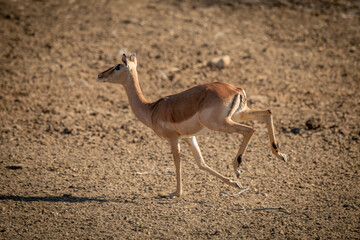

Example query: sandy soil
[1,0,359,239]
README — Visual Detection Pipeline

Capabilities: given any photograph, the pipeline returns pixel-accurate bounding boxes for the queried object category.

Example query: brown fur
[97,55,286,198]
[150,82,243,124]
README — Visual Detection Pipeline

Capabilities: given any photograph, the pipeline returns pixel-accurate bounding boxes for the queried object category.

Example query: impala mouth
[98,73,107,82]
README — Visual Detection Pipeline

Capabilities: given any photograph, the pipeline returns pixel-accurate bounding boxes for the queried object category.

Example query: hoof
[168,192,182,199]
[279,153,287,162]
[235,169,242,178]
[234,181,242,189]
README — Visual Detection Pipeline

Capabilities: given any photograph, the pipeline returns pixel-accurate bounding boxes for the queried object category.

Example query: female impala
[97,53,286,198]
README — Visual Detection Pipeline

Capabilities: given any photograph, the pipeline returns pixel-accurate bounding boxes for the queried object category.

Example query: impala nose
[98,74,104,82]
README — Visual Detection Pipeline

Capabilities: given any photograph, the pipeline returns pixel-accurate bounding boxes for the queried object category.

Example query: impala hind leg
[184,136,241,189]
[238,108,287,161]
[200,116,255,179]
[169,139,182,198]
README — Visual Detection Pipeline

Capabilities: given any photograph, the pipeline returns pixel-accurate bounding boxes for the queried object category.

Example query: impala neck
[123,69,152,128]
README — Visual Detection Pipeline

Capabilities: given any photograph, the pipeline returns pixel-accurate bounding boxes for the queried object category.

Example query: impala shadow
[0,195,108,203]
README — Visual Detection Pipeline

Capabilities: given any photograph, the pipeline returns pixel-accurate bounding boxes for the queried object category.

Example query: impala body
[97,53,286,198]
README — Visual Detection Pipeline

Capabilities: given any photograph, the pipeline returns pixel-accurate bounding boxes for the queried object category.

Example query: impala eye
[115,64,121,70]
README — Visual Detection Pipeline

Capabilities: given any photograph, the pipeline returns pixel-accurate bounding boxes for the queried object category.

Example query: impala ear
[122,53,127,66]
[129,53,137,68]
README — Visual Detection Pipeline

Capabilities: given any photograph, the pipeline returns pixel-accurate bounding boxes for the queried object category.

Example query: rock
[61,128,72,135]
[257,75,268,82]
[6,165,23,170]
[3,128,11,134]
[208,55,231,69]
[248,95,269,105]
[290,128,301,134]
[159,70,167,80]
[169,73,179,82]
[306,117,321,130]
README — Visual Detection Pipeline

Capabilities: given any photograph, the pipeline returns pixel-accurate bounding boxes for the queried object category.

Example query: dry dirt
[1,0,359,239]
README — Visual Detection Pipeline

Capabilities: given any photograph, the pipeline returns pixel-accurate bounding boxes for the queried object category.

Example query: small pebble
[208,55,231,69]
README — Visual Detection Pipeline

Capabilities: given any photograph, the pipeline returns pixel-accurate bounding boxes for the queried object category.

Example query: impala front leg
[184,136,241,189]
[169,139,182,198]
[233,126,255,178]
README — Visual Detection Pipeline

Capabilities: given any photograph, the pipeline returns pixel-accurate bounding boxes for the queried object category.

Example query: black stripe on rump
[228,94,240,117]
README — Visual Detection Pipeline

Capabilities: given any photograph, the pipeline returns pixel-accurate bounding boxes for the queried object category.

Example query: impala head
[97,53,137,84]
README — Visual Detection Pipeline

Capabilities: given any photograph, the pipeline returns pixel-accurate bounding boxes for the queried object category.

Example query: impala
[97,53,286,198]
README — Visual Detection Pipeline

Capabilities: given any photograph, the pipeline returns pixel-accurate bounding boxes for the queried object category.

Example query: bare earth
[0,0,359,239]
